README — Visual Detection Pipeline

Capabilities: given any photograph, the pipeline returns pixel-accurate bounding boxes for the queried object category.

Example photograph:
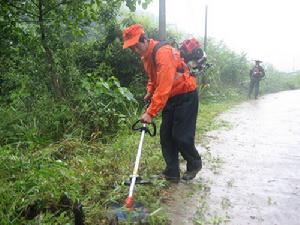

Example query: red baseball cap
[123,24,145,49]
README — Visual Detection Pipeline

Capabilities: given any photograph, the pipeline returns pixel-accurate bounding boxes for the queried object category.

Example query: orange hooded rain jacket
[141,39,197,117]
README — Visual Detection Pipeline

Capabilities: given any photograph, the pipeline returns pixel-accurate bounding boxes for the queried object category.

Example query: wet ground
[164,90,300,225]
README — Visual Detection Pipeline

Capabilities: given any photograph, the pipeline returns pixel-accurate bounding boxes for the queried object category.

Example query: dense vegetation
[1,0,300,224]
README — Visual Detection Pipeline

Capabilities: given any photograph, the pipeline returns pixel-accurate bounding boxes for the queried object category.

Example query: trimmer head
[108,202,148,223]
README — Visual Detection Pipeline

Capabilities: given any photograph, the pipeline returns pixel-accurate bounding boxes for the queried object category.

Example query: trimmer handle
[132,120,156,137]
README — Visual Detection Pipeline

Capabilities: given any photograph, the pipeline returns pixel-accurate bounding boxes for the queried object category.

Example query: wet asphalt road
[165,90,300,225]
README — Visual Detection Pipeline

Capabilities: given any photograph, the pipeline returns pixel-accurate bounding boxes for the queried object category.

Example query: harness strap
[151,41,169,63]
[152,41,187,74]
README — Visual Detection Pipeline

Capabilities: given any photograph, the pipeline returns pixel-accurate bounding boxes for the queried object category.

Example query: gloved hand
[140,112,153,124]
[143,92,152,102]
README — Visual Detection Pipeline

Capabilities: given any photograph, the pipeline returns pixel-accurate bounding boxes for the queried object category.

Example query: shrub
[73,75,138,141]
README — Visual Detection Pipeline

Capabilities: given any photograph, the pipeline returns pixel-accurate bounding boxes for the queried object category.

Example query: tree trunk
[38,0,64,99]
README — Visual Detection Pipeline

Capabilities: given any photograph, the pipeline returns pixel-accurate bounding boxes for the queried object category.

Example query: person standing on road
[248,60,265,99]
[122,24,202,181]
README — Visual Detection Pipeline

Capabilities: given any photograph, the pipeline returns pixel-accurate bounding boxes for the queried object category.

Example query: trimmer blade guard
[108,202,148,223]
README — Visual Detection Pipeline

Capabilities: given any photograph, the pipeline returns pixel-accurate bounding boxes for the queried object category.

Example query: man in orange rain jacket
[123,24,202,181]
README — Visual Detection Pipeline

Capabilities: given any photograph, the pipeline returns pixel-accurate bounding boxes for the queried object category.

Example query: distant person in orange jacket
[248,60,265,99]
[123,24,202,181]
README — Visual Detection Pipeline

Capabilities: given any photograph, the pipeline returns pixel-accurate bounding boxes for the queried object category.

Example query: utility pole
[159,0,166,41]
[204,5,208,51]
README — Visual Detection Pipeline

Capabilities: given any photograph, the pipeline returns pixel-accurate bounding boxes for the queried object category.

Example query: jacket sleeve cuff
[147,87,154,94]
[146,108,156,118]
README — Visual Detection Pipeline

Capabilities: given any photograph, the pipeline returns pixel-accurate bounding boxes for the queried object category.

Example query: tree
[1,0,152,98]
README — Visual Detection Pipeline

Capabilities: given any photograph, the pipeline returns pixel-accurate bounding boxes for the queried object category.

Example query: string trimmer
[108,119,156,223]
[125,120,156,208]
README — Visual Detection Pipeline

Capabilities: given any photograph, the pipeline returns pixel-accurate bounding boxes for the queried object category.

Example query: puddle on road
[163,90,300,225]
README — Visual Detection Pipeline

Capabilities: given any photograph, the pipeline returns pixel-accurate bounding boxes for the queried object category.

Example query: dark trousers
[248,77,261,99]
[160,90,202,177]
